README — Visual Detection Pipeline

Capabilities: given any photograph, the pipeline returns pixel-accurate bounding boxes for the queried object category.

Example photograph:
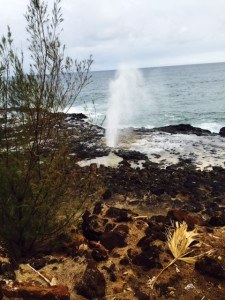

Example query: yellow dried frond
[166,221,201,263]
[149,221,213,291]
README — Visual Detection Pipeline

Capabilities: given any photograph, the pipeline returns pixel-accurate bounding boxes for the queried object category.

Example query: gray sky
[1,0,225,71]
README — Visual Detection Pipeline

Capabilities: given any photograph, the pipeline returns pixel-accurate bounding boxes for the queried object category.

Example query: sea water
[70,62,225,133]
[70,62,225,168]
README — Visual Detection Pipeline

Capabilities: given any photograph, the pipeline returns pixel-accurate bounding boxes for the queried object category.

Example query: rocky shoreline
[0,113,225,299]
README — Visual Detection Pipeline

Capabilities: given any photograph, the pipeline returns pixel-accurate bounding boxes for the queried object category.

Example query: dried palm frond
[166,221,202,263]
[149,221,213,290]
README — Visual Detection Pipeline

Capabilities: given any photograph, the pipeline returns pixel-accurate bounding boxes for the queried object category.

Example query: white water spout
[105,67,145,147]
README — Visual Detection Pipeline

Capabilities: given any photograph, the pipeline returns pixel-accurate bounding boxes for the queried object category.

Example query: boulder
[105,206,135,222]
[219,126,225,137]
[131,252,161,270]
[82,211,107,241]
[114,149,148,160]
[128,245,162,271]
[100,224,129,251]
[76,264,106,299]
[167,210,205,228]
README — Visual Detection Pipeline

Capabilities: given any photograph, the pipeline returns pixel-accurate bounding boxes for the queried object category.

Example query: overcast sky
[1,0,225,71]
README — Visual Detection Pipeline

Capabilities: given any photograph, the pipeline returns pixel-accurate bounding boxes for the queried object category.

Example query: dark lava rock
[219,126,225,137]
[105,207,135,222]
[66,113,88,120]
[29,258,46,270]
[100,225,129,251]
[134,289,149,300]
[89,241,109,262]
[130,250,161,270]
[76,264,106,299]
[119,257,130,265]
[76,144,110,159]
[208,212,225,226]
[149,215,170,226]
[195,256,225,279]
[128,245,162,271]
[92,249,108,262]
[114,149,148,160]
[93,202,104,215]
[102,189,112,200]
[137,220,167,250]
[153,124,211,136]
[182,201,203,213]
[167,210,205,227]
[137,233,165,250]
[82,211,107,241]
[102,264,117,282]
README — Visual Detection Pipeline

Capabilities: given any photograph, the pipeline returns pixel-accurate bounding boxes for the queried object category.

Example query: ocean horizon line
[91,60,225,73]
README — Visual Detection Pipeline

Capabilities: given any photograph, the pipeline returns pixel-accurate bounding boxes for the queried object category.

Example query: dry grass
[149,221,213,290]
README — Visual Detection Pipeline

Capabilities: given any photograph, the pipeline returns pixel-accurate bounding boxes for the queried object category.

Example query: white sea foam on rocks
[122,132,225,170]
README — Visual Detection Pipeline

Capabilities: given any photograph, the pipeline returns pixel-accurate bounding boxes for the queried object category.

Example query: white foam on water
[77,152,123,168]
[195,122,222,133]
[121,132,225,170]
[64,106,83,114]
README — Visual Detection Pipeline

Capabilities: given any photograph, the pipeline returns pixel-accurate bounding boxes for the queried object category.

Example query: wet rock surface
[153,123,212,135]
[133,123,212,136]
[219,126,225,137]
[114,149,148,161]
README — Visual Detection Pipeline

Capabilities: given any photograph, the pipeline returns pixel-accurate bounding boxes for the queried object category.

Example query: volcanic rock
[128,245,162,271]
[208,211,225,226]
[114,149,148,160]
[134,289,149,300]
[89,241,108,262]
[82,210,107,241]
[28,258,47,270]
[102,264,117,282]
[100,224,129,251]
[195,256,225,279]
[167,210,205,227]
[102,189,112,200]
[105,206,135,222]
[219,127,225,137]
[76,263,106,299]
[69,113,88,120]
[153,124,211,136]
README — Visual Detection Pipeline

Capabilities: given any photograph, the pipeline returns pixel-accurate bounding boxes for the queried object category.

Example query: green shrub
[0,0,92,257]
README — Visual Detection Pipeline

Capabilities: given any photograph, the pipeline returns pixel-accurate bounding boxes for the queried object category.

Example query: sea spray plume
[105,67,145,147]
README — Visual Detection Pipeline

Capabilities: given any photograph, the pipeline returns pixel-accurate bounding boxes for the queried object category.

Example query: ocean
[72,62,225,169]
[71,62,225,134]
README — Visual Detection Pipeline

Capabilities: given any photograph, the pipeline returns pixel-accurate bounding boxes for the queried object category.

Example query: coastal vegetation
[0,1,225,299]
[0,0,92,256]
